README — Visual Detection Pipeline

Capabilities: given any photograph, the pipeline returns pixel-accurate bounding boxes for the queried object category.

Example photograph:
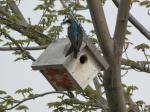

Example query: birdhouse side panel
[44,67,82,91]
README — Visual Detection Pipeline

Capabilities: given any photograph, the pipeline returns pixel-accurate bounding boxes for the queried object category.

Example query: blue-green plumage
[62,18,83,58]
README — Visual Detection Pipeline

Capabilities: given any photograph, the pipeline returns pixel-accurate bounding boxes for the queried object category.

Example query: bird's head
[61,18,73,26]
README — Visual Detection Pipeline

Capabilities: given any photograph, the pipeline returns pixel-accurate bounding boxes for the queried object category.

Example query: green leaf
[16,105,29,111]
[15,88,33,94]
[136,100,145,107]
[34,4,45,10]
[58,9,68,15]
[137,61,150,65]
[126,30,131,35]
[0,105,6,112]
[0,90,7,95]
[140,1,150,7]
[145,105,150,110]
[0,39,3,42]
[57,95,64,100]
[100,0,106,4]
[4,95,14,106]
[72,2,87,10]
[62,98,85,105]
[47,26,63,39]
[0,1,7,5]
[75,14,92,23]
[126,85,138,96]
[89,37,98,44]
[135,43,150,51]
[27,93,38,98]
[47,102,63,108]
[83,86,98,99]
[53,107,65,112]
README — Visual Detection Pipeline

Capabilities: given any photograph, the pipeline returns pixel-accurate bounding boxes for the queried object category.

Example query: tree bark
[86,0,113,64]
[7,0,28,26]
[87,0,131,112]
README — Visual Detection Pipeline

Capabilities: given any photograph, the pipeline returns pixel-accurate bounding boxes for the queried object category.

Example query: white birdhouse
[32,38,108,91]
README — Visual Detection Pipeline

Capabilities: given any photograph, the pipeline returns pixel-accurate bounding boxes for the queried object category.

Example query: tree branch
[0,6,10,17]
[112,0,150,41]
[0,45,47,51]
[122,59,150,73]
[7,0,28,26]
[59,0,67,8]
[113,0,131,56]
[0,16,50,45]
[2,32,36,61]
[86,0,113,64]
[5,91,70,111]
[103,0,131,112]
[0,96,7,102]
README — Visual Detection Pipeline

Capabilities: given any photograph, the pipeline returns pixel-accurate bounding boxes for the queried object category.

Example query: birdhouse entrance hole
[80,55,88,64]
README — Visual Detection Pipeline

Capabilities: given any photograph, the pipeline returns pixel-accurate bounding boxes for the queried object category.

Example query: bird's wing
[68,26,78,50]
[76,24,83,50]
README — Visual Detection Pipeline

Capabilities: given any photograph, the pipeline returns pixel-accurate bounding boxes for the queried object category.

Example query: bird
[61,18,83,58]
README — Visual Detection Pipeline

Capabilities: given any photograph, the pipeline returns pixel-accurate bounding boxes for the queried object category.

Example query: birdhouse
[31,38,108,91]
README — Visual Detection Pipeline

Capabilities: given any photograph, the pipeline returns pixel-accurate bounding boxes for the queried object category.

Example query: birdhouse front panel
[64,47,102,89]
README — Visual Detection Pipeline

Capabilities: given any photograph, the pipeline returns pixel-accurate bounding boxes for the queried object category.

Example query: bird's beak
[61,21,66,26]
[61,19,69,26]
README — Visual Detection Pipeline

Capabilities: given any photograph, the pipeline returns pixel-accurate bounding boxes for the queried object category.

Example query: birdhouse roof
[32,38,109,70]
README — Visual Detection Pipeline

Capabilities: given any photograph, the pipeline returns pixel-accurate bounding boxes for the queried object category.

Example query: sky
[0,0,150,112]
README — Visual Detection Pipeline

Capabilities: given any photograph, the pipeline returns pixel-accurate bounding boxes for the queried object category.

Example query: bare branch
[112,0,150,41]
[2,32,36,61]
[143,50,149,71]
[93,77,102,94]
[5,91,70,111]
[148,9,150,16]
[0,96,7,102]
[0,45,47,51]
[7,0,28,26]
[121,67,132,70]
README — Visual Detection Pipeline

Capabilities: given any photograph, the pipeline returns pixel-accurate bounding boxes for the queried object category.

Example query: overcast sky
[0,1,150,112]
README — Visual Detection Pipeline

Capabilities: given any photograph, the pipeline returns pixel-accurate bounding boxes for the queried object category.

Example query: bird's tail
[65,45,78,59]
[74,49,78,59]
[65,45,73,57]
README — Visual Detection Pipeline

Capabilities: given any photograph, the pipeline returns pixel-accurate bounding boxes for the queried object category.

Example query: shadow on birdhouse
[31,38,109,91]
